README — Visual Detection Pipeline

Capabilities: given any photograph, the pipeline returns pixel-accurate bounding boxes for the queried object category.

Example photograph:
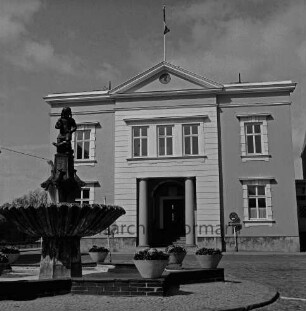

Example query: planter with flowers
[0,253,9,275]
[88,245,109,264]
[195,247,222,269]
[133,248,169,279]
[165,244,187,266]
[1,246,20,264]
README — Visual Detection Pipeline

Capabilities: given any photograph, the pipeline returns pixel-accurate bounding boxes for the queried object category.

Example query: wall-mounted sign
[229,212,240,222]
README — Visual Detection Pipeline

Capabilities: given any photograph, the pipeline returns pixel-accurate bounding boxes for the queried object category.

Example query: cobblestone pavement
[221,254,306,311]
[0,280,276,311]
[118,253,306,310]
[0,253,305,310]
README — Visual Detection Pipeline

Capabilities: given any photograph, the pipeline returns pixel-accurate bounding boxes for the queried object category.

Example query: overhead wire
[0,146,52,165]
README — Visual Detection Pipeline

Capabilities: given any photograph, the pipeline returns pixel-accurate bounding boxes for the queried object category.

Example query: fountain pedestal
[39,237,82,279]
[42,153,83,204]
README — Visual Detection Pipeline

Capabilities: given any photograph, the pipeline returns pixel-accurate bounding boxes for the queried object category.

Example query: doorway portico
[138,177,196,247]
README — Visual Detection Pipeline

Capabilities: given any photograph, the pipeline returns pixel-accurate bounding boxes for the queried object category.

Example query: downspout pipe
[217,99,226,252]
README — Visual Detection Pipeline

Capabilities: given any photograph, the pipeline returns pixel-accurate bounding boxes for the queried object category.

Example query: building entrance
[148,179,185,246]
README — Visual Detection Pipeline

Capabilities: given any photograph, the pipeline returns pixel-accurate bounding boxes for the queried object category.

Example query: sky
[0,0,305,204]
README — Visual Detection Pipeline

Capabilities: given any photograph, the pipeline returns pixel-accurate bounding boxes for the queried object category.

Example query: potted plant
[195,247,222,269]
[165,244,187,266]
[88,245,109,264]
[1,246,20,264]
[133,248,169,279]
[0,254,9,275]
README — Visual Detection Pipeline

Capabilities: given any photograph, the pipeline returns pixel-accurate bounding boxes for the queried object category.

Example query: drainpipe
[217,100,226,252]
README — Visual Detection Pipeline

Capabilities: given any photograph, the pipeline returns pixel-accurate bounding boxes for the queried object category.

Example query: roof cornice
[44,91,112,105]
[223,81,296,94]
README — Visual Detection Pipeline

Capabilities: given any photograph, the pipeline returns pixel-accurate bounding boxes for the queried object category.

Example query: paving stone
[1,253,305,310]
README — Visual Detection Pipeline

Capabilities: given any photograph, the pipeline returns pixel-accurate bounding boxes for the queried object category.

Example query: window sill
[241,154,271,162]
[127,155,207,162]
[243,219,275,227]
[75,159,97,166]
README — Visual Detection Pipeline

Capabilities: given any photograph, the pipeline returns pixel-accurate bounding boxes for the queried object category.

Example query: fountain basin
[0,203,125,279]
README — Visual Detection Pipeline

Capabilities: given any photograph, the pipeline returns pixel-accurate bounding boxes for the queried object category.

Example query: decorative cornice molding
[223,82,296,94]
[236,113,272,119]
[50,109,114,116]
[219,102,291,108]
[76,121,100,126]
[114,103,217,112]
[123,115,209,124]
[239,177,276,182]
[44,92,113,105]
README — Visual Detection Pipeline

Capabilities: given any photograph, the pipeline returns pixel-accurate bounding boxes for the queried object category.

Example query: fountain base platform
[71,265,224,297]
[0,264,224,299]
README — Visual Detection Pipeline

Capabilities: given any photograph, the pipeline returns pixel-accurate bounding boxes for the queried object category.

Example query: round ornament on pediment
[159,73,171,84]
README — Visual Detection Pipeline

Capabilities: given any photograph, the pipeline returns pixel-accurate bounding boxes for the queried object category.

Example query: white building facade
[45,62,300,252]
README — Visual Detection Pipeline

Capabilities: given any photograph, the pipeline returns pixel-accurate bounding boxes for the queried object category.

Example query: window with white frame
[245,123,262,155]
[132,126,148,157]
[240,178,274,226]
[157,125,173,156]
[75,129,91,160]
[76,187,94,205]
[247,185,267,219]
[237,114,271,161]
[183,124,199,155]
[72,122,99,164]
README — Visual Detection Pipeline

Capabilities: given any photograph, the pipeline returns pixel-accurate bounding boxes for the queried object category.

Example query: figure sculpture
[53,107,77,154]
[41,107,84,202]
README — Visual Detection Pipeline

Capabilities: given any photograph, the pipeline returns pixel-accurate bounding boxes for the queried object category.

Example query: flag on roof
[163,6,170,35]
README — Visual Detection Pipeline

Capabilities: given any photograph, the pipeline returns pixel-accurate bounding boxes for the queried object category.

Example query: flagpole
[163,5,170,62]
[163,5,166,61]
[163,31,166,61]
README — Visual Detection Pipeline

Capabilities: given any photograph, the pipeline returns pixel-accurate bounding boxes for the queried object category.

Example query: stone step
[173,236,186,246]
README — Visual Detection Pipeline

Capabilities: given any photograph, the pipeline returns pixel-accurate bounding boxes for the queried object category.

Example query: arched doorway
[150,179,185,246]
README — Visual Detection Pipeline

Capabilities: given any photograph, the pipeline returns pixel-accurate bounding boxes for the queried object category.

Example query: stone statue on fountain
[41,107,85,203]
[53,107,77,155]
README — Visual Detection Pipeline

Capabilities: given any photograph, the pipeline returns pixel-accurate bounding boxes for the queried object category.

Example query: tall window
[248,185,267,219]
[237,114,270,162]
[241,178,274,226]
[158,125,173,156]
[72,122,99,165]
[75,129,90,160]
[183,124,199,155]
[133,126,148,157]
[245,123,262,155]
[76,187,91,205]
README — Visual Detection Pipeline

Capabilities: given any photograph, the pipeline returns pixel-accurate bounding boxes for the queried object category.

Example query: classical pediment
[110,61,223,95]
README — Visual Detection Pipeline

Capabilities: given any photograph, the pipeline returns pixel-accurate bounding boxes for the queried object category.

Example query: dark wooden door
[163,199,185,240]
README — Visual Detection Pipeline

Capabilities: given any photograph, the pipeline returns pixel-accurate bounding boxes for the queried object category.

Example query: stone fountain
[0,107,125,279]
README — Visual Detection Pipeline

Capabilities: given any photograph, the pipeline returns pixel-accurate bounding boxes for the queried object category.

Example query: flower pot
[89,251,108,263]
[0,263,7,275]
[6,253,20,264]
[196,254,222,269]
[133,260,168,279]
[168,252,186,265]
